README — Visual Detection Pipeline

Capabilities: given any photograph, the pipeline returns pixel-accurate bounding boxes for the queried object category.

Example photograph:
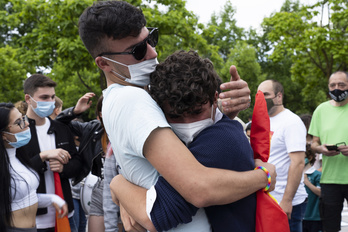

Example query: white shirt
[103,84,211,231]
[269,109,308,205]
[35,118,58,229]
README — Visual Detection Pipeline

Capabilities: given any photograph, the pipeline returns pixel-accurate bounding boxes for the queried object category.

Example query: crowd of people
[1,1,348,232]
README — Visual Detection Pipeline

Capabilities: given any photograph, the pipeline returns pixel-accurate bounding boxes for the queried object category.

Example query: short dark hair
[23,74,56,96]
[270,79,284,97]
[78,1,147,58]
[149,50,219,117]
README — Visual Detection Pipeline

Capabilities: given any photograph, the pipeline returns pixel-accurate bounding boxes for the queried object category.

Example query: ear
[53,108,59,116]
[95,56,112,72]
[24,94,31,104]
[213,91,219,107]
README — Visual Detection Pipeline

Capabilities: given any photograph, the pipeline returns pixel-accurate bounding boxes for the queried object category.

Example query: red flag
[54,172,71,232]
[250,90,289,232]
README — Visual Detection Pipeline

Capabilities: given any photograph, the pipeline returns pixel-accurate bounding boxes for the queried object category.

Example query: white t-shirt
[35,118,57,229]
[269,109,308,205]
[103,84,211,231]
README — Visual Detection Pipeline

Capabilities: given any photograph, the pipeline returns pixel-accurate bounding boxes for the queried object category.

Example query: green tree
[1,0,223,119]
[202,0,244,60]
[263,0,348,113]
[0,46,28,103]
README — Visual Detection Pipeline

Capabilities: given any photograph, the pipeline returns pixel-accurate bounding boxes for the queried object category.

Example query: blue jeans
[69,215,78,232]
[289,201,307,232]
[73,198,87,232]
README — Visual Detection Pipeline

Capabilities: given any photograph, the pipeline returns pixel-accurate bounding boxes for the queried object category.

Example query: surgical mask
[103,56,158,87]
[30,96,55,118]
[170,106,214,146]
[329,89,348,102]
[3,129,31,148]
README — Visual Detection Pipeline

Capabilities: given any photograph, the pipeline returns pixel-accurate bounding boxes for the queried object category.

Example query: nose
[144,43,157,60]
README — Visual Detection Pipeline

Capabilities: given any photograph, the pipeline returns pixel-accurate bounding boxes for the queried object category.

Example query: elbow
[184,184,214,208]
[191,198,211,208]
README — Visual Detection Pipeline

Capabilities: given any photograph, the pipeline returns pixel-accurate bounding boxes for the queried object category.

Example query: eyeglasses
[97,27,158,60]
[8,116,29,130]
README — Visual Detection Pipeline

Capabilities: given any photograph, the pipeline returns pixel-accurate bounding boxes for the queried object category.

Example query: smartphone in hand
[326,145,338,151]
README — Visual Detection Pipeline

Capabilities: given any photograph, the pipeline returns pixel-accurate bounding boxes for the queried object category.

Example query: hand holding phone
[325,145,338,151]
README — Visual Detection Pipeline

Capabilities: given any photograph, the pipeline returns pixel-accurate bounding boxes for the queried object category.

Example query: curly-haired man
[111,50,258,231]
[79,1,275,231]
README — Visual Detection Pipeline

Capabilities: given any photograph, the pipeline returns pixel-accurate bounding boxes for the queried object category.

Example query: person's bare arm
[110,175,155,232]
[280,151,305,219]
[144,127,276,208]
[303,174,321,196]
[218,65,251,119]
[311,136,340,156]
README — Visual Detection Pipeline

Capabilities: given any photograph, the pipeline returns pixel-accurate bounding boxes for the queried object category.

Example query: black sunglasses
[98,27,158,60]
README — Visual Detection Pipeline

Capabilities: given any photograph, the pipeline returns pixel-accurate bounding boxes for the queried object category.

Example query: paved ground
[341,201,348,232]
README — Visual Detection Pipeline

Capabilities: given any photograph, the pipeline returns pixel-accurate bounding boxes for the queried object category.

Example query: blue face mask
[3,129,31,148]
[30,96,55,118]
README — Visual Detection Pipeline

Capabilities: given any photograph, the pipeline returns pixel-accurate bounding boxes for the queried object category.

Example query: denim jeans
[73,198,87,232]
[289,201,307,232]
[69,215,78,232]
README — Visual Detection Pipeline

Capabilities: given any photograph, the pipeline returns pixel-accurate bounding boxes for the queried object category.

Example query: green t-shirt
[309,101,348,184]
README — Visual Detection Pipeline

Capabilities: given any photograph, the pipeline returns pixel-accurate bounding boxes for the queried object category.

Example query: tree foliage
[263,0,348,113]
[1,0,347,121]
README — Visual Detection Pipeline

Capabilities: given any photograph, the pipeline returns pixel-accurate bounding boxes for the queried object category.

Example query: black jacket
[17,117,82,215]
[56,107,104,185]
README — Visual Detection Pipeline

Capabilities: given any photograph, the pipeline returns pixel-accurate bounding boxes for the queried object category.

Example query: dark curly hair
[149,50,220,117]
[79,1,146,58]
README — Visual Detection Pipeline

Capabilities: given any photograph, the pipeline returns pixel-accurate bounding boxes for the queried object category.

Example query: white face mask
[169,106,214,146]
[103,56,158,87]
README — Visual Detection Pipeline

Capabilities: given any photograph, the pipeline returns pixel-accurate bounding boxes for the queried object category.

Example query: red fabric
[250,91,270,162]
[54,172,71,232]
[250,91,289,232]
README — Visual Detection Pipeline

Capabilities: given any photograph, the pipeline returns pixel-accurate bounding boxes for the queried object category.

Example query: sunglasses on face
[97,27,158,61]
